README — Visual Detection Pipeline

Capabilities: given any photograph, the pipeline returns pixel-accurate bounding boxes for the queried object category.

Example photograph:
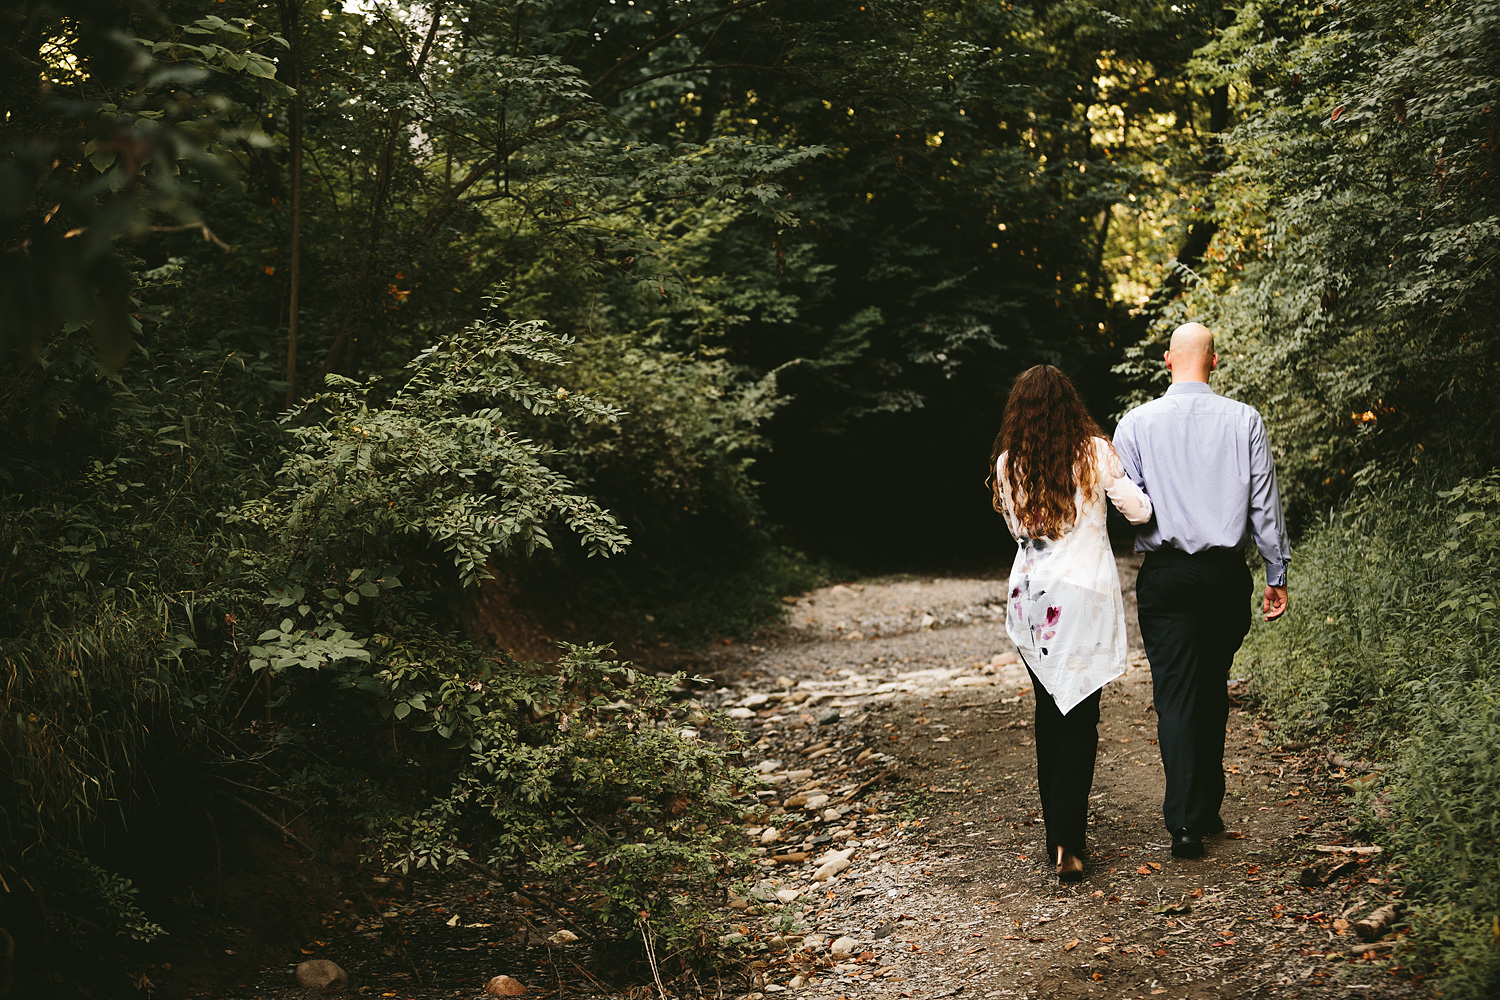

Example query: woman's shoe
[1055,845,1085,883]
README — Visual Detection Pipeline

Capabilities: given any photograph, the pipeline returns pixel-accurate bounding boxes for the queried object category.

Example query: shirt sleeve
[1248,412,1291,587]
[1098,438,1153,525]
[1113,411,1147,490]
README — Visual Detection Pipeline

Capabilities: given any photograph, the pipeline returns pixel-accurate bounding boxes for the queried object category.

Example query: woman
[990,365,1152,883]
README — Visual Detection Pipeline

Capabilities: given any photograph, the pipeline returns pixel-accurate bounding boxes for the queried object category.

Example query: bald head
[1164,322,1218,383]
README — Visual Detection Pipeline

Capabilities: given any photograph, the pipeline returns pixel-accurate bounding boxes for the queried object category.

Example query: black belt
[1148,544,1242,560]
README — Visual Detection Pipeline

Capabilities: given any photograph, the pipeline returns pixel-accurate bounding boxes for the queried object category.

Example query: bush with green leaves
[0,333,279,941]
[1237,471,1500,998]
[373,642,750,944]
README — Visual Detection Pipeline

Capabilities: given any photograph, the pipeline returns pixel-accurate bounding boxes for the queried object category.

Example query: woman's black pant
[1025,664,1101,858]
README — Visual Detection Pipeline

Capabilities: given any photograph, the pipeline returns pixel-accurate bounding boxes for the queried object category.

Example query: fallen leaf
[1149,862,1162,871]
[1136,865,1153,875]
[1064,939,1080,952]
[1190,888,1204,898]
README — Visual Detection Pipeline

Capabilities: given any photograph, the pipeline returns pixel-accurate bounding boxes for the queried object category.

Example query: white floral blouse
[996,437,1153,713]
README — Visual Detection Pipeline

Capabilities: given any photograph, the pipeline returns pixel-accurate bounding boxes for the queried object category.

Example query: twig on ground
[638,914,670,1000]
[214,791,316,854]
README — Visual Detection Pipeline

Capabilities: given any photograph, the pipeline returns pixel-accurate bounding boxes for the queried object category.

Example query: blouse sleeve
[1097,438,1153,525]
[995,453,1023,540]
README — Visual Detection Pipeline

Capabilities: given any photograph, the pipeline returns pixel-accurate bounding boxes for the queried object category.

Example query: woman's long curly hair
[989,365,1107,539]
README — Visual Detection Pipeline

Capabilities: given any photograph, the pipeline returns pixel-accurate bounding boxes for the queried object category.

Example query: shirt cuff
[1264,560,1288,588]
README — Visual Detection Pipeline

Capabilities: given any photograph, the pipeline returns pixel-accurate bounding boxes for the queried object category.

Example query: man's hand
[1263,584,1288,622]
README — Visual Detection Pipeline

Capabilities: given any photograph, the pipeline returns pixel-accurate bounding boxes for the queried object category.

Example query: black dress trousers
[1026,664,1102,858]
[1136,546,1253,835]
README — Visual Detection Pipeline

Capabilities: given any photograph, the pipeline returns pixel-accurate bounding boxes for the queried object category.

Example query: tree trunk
[280,0,304,409]
[322,3,445,377]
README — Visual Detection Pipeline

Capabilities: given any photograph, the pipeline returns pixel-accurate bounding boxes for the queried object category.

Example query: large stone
[760,826,781,845]
[812,847,854,867]
[295,960,347,992]
[484,975,528,996]
[547,929,579,946]
[830,935,859,956]
[813,856,851,881]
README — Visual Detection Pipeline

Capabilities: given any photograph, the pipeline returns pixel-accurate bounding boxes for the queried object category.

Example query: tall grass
[1238,471,1500,997]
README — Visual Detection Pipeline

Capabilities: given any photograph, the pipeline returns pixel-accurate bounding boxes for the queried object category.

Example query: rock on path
[705,564,1424,1000]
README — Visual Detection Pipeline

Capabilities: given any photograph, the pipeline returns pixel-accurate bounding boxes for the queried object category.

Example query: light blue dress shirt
[1113,382,1290,586]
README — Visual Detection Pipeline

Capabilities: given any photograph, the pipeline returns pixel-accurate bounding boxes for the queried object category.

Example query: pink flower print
[1041,629,1057,641]
[1011,586,1021,598]
[1045,606,1061,626]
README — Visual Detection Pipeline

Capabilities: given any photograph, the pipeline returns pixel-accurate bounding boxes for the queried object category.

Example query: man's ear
[1163,349,1173,370]
[1210,352,1219,370]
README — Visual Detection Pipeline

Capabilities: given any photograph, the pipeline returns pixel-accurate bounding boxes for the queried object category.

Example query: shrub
[1237,470,1500,998]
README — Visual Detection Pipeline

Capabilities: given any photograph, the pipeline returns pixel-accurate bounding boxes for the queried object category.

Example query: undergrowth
[0,319,778,982]
[1237,469,1500,998]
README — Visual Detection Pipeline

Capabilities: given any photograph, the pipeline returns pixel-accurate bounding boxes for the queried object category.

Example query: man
[1113,322,1290,859]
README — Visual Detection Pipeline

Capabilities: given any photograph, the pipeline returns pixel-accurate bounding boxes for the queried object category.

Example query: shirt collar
[1165,381,1215,396]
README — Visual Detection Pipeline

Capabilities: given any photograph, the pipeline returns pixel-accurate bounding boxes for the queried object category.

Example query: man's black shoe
[1171,831,1204,859]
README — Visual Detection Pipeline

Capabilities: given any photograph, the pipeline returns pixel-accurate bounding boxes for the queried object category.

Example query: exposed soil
[113,562,1427,1000]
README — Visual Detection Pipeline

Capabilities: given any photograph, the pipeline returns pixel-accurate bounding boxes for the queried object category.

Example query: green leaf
[245,55,278,79]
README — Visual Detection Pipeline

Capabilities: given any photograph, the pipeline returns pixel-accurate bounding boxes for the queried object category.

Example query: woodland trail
[228,562,1428,1000]
[700,560,1427,1000]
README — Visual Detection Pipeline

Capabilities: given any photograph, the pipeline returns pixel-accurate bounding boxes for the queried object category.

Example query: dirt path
[705,561,1425,1000]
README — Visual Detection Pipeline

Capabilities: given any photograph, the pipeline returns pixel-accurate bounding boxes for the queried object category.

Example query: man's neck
[1170,372,1212,385]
